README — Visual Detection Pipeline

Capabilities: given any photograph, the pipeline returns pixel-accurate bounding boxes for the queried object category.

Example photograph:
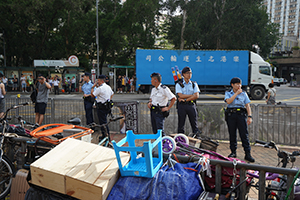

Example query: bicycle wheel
[0,155,15,199]
[174,134,189,145]
[162,136,176,154]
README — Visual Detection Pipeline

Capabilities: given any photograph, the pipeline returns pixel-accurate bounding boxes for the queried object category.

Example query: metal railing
[4,98,300,146]
[169,153,299,200]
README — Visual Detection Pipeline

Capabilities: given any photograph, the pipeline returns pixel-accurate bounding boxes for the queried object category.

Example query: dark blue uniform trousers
[84,100,94,125]
[97,108,110,136]
[226,112,251,152]
[151,110,165,136]
[177,103,199,134]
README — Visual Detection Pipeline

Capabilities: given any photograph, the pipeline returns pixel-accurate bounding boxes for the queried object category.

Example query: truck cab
[248,52,273,100]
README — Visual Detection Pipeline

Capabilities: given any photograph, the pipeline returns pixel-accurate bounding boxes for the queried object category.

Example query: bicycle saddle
[67,118,81,125]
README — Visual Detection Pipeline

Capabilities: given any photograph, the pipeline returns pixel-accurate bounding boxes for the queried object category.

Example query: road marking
[205,94,222,99]
[281,97,300,101]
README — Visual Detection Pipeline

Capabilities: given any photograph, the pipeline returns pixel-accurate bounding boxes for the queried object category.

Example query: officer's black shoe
[228,152,237,158]
[244,151,255,162]
[195,130,202,139]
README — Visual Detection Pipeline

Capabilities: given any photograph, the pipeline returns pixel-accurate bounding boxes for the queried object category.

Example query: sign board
[34,55,79,67]
[291,73,294,77]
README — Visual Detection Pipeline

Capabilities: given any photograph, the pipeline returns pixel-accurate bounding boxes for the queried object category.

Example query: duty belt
[179,100,195,105]
[151,105,166,112]
[226,107,246,113]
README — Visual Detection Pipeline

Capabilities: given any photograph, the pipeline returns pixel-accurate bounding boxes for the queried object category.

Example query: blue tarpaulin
[108,162,204,200]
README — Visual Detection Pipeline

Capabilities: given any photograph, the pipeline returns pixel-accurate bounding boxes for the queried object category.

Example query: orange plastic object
[30,124,94,145]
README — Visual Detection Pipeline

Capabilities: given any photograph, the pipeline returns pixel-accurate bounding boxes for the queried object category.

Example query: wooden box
[31,138,130,200]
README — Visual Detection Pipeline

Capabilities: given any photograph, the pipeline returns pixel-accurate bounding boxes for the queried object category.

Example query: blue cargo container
[136,49,272,100]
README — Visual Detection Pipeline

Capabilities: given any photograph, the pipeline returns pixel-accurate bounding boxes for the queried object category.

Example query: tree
[163,0,280,57]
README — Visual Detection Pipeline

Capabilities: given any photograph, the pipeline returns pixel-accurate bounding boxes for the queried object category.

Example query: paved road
[6,84,300,105]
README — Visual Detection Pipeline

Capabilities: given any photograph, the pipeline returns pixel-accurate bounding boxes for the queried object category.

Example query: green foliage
[292,46,300,50]
[0,0,281,69]
[163,0,280,57]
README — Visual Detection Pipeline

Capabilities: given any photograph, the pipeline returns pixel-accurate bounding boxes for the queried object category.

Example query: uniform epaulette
[161,85,167,89]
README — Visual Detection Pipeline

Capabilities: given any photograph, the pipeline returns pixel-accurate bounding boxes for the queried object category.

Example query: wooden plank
[96,155,130,200]
[31,138,98,194]
[65,146,130,200]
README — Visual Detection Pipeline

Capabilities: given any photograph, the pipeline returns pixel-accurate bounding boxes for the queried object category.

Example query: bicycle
[87,116,124,148]
[248,140,300,200]
[0,102,31,199]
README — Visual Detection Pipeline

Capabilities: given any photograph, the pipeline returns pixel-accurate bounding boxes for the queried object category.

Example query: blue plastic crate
[112,130,163,178]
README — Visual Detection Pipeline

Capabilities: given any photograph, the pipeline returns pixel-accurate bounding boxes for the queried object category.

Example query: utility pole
[96,0,100,76]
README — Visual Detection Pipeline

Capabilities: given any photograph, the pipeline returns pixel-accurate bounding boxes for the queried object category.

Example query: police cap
[182,67,191,74]
[230,77,241,84]
[97,75,106,79]
[84,72,91,77]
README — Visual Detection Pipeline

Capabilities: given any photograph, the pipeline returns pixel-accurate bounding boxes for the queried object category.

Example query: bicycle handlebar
[88,116,124,128]
[0,102,30,122]
[110,116,124,122]
[255,140,278,151]
[255,139,300,168]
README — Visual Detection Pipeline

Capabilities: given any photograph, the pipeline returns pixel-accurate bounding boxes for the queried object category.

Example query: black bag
[200,136,219,152]
[30,89,38,103]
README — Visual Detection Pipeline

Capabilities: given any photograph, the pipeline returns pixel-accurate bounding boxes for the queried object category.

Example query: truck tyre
[250,86,265,100]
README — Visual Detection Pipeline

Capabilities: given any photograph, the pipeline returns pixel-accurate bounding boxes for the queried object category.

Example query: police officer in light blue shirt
[79,72,94,125]
[224,77,254,162]
[176,67,201,137]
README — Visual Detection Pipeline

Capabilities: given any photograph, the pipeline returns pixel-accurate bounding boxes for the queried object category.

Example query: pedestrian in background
[91,75,114,141]
[53,77,60,95]
[35,75,51,126]
[266,83,276,105]
[62,77,67,93]
[20,74,27,92]
[175,67,201,137]
[122,75,126,93]
[117,75,122,93]
[79,73,94,125]
[147,72,176,136]
[13,75,18,91]
[130,76,134,93]
[28,75,34,92]
[224,77,254,162]
[0,73,6,119]
[71,76,76,92]
[49,77,53,92]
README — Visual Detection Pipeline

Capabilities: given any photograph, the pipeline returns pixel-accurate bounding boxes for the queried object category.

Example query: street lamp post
[96,0,100,76]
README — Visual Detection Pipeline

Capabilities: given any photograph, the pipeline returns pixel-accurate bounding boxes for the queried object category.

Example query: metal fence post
[15,97,19,118]
[253,104,259,142]
[50,98,55,123]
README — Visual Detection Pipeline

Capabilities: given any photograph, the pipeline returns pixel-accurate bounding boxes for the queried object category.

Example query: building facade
[263,0,300,54]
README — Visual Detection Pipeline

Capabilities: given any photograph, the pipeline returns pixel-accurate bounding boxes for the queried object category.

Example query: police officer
[147,73,176,136]
[225,77,255,162]
[91,75,114,140]
[79,72,94,125]
[176,67,201,137]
